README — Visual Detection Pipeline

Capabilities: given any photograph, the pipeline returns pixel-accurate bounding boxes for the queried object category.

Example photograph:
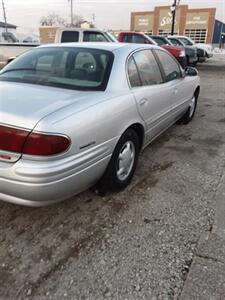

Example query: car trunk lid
[0,81,95,162]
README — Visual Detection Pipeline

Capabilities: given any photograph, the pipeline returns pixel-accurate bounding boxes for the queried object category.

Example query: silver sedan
[0,43,200,206]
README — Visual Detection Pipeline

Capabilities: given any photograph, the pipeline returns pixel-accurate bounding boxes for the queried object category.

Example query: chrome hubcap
[189,96,196,117]
[117,141,135,181]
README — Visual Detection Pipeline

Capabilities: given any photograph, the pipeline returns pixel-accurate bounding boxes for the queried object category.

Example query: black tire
[186,55,189,66]
[97,129,140,194]
[179,89,199,125]
[190,61,197,67]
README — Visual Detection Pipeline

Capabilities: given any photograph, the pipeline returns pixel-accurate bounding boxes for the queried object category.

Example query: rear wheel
[178,90,199,124]
[96,129,140,194]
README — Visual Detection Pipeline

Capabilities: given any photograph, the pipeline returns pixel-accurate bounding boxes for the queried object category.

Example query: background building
[131,5,224,44]
[39,26,58,44]
[0,21,17,43]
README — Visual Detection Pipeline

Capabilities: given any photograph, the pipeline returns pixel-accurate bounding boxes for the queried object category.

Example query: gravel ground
[0,56,225,300]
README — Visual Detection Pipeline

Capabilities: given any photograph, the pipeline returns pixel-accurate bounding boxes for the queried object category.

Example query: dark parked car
[168,36,207,63]
[151,35,198,67]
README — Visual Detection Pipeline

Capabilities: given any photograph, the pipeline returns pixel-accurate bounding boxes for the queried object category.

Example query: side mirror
[185,66,198,77]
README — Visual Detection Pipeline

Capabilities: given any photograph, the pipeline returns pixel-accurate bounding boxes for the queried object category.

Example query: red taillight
[0,125,29,153]
[23,132,70,156]
[0,125,70,156]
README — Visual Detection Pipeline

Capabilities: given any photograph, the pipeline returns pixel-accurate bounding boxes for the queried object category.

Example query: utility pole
[68,0,74,26]
[1,0,8,34]
[170,0,177,35]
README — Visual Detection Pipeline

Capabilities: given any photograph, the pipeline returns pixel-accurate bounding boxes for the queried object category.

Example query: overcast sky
[2,0,225,32]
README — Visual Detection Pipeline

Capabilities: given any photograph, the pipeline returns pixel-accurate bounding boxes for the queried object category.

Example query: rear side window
[132,50,163,86]
[83,31,108,42]
[121,34,130,43]
[127,57,141,87]
[131,35,146,44]
[61,31,79,43]
[155,50,181,82]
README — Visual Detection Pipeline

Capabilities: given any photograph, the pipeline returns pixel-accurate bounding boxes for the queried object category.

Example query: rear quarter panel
[34,91,146,159]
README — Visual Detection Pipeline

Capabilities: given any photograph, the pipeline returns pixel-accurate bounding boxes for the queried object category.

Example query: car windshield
[0,47,114,91]
[169,38,184,47]
[105,32,118,42]
[144,34,158,45]
[179,38,193,46]
[152,37,172,46]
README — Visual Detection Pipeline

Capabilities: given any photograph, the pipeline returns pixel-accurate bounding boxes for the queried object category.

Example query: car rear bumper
[0,143,114,206]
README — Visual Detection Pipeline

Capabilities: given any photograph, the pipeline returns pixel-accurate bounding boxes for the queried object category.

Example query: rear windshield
[0,47,114,91]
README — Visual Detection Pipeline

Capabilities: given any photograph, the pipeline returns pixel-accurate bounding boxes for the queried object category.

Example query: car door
[127,49,174,142]
[154,49,194,119]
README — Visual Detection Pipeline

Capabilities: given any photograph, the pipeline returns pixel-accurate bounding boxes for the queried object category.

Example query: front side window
[83,31,108,42]
[61,31,79,43]
[155,50,182,82]
[169,38,183,47]
[132,50,163,86]
[0,47,114,91]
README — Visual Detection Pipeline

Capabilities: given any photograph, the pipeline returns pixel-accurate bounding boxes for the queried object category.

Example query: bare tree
[72,14,84,27]
[40,12,93,28]
[40,13,66,26]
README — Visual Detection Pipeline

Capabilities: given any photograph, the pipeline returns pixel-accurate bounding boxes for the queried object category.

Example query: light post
[170,0,177,35]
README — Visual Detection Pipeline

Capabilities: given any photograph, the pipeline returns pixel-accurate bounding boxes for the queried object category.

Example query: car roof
[38,42,161,53]
[168,35,187,39]
[55,27,106,33]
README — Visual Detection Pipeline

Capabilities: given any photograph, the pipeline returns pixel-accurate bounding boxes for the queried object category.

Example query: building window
[47,32,56,39]
[185,29,207,43]
[158,30,178,36]
[144,30,153,35]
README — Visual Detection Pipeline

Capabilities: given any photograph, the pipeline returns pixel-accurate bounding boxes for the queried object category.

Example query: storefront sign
[158,8,180,31]
[134,14,153,31]
[186,12,210,29]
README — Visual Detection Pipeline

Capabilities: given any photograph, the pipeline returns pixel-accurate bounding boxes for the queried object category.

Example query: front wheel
[97,129,140,193]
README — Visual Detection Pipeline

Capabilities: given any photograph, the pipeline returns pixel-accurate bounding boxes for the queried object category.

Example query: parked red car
[118,32,187,68]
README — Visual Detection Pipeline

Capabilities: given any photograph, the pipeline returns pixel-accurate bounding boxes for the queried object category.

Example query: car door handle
[139,99,148,106]
[173,88,178,95]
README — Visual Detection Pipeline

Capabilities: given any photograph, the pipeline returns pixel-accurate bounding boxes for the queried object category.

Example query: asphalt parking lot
[0,55,225,300]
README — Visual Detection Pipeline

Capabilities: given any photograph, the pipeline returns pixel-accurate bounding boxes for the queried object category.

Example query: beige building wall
[39,26,59,44]
[131,5,216,43]
[131,12,154,32]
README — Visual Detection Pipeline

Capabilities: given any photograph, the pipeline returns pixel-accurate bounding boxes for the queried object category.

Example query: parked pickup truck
[54,27,117,43]
[2,28,117,67]
[117,31,187,68]
[150,35,198,67]
[0,43,38,68]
